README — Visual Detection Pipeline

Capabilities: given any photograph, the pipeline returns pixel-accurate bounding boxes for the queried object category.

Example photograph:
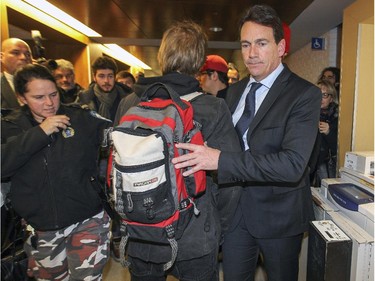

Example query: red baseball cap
[200,55,228,73]
[282,22,291,55]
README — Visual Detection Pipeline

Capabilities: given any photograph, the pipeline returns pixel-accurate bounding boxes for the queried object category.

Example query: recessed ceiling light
[209,26,223,32]
[23,0,102,37]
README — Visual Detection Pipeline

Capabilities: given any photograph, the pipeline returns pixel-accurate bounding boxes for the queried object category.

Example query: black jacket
[1,105,111,231]
[114,72,242,262]
[216,87,228,99]
[58,83,84,105]
[318,102,338,164]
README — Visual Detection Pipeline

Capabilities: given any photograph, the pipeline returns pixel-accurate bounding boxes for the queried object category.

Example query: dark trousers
[222,212,303,281]
[129,249,219,281]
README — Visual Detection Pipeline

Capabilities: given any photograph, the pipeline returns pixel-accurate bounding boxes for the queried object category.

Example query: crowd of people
[1,4,341,281]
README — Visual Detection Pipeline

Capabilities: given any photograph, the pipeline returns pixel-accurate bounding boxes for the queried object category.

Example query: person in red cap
[197,54,229,98]
[282,22,291,58]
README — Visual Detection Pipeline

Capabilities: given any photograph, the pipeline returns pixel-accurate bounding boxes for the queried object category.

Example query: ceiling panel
[43,0,314,75]
[7,0,354,76]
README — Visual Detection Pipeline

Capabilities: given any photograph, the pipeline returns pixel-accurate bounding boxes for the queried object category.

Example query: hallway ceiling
[8,0,355,76]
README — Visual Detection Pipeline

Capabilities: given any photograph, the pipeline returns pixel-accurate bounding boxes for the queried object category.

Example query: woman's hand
[319,121,330,135]
[39,115,71,135]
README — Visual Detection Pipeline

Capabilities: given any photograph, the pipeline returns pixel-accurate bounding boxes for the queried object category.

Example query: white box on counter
[344,151,374,176]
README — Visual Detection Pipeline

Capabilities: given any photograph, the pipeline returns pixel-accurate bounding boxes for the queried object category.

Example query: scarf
[93,84,119,119]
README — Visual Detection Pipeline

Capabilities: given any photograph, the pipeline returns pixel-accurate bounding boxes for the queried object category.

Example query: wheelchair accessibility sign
[311,37,325,50]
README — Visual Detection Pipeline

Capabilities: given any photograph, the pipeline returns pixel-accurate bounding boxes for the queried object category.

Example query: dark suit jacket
[218,65,321,238]
[1,73,21,114]
[1,73,21,109]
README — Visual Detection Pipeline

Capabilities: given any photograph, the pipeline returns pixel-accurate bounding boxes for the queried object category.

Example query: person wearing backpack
[113,20,241,281]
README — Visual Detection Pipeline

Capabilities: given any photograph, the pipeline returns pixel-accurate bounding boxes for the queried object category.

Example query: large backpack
[111,82,206,270]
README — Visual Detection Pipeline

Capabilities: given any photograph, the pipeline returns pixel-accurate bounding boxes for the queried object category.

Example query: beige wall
[284,28,341,84]
[352,22,374,151]
[339,0,374,168]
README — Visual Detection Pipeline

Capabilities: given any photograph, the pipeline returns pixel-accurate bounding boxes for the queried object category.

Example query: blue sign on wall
[311,38,325,50]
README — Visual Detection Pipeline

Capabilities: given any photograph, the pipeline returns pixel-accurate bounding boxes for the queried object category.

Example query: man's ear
[211,71,219,81]
[278,38,286,57]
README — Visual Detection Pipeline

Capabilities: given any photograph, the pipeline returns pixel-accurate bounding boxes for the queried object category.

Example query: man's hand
[39,115,71,135]
[172,142,221,176]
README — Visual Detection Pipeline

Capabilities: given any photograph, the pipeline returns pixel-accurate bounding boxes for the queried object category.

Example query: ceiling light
[102,44,151,70]
[12,0,151,69]
[23,0,102,37]
[209,26,223,32]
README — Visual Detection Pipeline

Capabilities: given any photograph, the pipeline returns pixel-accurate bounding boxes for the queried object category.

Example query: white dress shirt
[232,63,284,150]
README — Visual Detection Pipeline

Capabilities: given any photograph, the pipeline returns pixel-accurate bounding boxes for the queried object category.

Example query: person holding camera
[314,79,339,186]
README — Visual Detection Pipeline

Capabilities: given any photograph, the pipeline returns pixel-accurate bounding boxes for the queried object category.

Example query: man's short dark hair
[116,70,136,83]
[92,56,118,75]
[239,5,284,44]
[216,70,229,86]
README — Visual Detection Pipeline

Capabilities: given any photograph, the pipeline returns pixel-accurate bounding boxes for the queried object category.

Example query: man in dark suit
[1,38,33,115]
[172,4,321,281]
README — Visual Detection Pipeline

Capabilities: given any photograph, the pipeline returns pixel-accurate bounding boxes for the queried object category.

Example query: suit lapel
[247,66,292,134]
[227,77,250,114]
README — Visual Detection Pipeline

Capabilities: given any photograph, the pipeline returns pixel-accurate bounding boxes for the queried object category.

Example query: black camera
[31,30,57,71]
[320,113,330,123]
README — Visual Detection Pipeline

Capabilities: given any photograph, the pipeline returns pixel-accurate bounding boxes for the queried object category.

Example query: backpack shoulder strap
[181,92,204,131]
[141,82,188,110]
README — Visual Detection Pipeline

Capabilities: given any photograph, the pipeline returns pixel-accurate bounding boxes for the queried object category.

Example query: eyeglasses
[322,93,332,99]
